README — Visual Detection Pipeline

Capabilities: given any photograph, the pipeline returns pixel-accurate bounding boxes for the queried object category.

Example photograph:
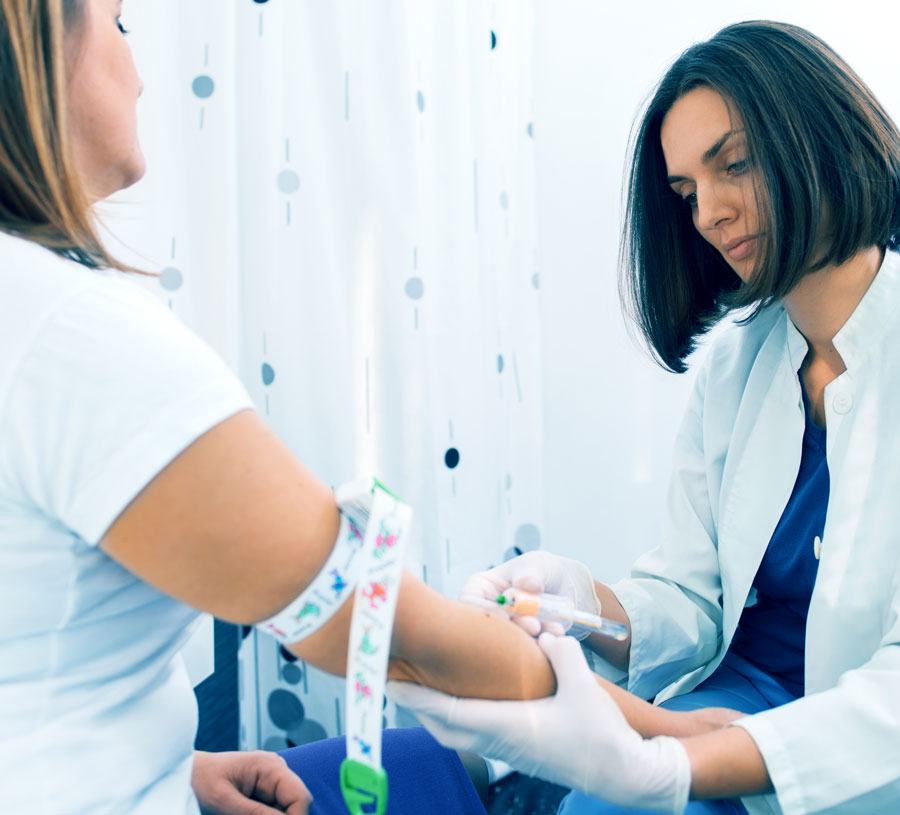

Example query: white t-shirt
[0,231,255,814]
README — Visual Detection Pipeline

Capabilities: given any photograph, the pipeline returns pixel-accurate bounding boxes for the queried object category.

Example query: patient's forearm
[595,675,744,739]
[286,569,557,701]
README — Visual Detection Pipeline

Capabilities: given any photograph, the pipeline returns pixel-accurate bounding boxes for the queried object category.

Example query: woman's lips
[726,236,757,261]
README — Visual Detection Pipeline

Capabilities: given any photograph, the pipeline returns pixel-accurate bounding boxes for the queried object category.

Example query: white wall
[534,0,900,582]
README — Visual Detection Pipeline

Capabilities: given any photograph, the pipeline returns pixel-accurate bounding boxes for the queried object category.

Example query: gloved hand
[386,633,692,815]
[459,551,603,639]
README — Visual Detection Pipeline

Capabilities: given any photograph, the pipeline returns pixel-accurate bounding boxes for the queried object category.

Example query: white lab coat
[609,248,900,814]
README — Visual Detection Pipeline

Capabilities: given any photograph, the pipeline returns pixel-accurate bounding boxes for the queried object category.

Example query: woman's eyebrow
[666,129,746,184]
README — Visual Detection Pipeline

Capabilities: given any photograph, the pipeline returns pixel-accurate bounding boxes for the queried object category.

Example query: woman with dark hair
[393,20,900,815]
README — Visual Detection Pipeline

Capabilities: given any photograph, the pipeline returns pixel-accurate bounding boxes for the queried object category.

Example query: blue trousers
[558,651,795,815]
[279,726,486,815]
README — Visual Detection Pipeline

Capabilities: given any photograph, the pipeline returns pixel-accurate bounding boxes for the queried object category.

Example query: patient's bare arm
[287,569,557,700]
[101,409,556,702]
[100,410,748,725]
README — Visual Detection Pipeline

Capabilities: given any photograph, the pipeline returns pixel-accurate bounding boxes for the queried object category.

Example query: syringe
[496,588,629,641]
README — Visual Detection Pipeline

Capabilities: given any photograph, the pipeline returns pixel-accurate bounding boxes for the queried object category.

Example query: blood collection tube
[496,588,629,641]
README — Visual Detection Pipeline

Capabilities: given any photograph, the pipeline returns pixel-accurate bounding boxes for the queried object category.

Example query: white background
[534,0,900,582]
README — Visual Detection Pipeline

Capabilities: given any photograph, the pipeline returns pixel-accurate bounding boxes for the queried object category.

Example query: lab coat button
[833,393,853,414]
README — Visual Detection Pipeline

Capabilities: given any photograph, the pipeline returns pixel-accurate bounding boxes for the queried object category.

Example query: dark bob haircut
[620,20,900,373]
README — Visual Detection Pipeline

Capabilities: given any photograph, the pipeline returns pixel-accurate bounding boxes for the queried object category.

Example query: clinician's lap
[557,654,796,815]
[279,726,486,815]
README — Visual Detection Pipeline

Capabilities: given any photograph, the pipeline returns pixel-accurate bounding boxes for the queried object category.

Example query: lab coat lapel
[716,316,805,642]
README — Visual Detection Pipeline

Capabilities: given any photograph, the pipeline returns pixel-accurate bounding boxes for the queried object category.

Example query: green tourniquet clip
[340,758,388,815]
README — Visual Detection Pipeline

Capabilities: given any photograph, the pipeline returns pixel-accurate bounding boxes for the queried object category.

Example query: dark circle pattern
[490,30,497,50]
[416,90,425,113]
[282,663,302,685]
[279,645,298,663]
[267,689,305,730]
[527,121,534,139]
[444,447,460,469]
[514,523,541,552]
[262,362,275,386]
[287,720,327,746]
[192,75,215,99]
[497,354,504,373]
[504,545,524,562]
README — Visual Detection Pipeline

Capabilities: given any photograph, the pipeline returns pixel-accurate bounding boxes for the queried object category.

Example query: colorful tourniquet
[336,477,411,815]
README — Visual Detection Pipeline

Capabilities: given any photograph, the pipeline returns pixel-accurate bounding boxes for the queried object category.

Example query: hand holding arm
[388,634,692,814]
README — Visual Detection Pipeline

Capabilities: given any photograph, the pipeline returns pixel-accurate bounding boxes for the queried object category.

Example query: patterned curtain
[106,0,541,750]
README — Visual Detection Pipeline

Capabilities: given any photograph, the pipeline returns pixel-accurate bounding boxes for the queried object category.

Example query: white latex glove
[459,551,603,639]
[386,634,691,815]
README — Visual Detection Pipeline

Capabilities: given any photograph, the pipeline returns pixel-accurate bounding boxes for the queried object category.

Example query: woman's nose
[695,185,737,231]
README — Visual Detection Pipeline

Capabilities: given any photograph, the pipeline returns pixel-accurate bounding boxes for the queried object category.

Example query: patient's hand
[589,671,745,739]
[637,703,746,739]
[679,706,746,734]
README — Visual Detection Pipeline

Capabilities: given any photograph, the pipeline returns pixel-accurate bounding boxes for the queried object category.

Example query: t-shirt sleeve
[0,275,255,545]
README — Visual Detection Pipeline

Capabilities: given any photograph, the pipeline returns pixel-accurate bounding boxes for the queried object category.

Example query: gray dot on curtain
[416,90,425,113]
[527,121,534,139]
[444,448,460,469]
[531,272,540,290]
[497,354,504,373]
[192,75,215,98]
[514,523,541,552]
[286,719,328,746]
[491,30,497,50]
[159,266,183,291]
[505,473,512,490]
[263,736,289,751]
[282,663,302,685]
[503,545,523,562]
[405,277,424,299]
[262,362,275,386]
[277,170,300,194]
[268,689,305,730]
[499,191,509,210]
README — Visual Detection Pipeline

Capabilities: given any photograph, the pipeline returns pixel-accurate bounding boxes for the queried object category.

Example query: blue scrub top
[728,383,829,697]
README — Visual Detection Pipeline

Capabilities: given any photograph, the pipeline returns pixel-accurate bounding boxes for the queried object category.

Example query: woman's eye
[727,159,750,175]
[682,191,697,209]
[117,17,130,35]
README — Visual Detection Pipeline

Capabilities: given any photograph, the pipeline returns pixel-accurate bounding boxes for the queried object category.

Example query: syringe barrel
[502,589,574,632]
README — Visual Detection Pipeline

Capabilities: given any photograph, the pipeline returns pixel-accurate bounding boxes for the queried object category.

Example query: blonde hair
[0,0,144,272]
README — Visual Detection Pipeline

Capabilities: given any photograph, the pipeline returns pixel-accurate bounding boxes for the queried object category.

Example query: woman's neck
[783,245,884,361]
[784,245,884,428]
